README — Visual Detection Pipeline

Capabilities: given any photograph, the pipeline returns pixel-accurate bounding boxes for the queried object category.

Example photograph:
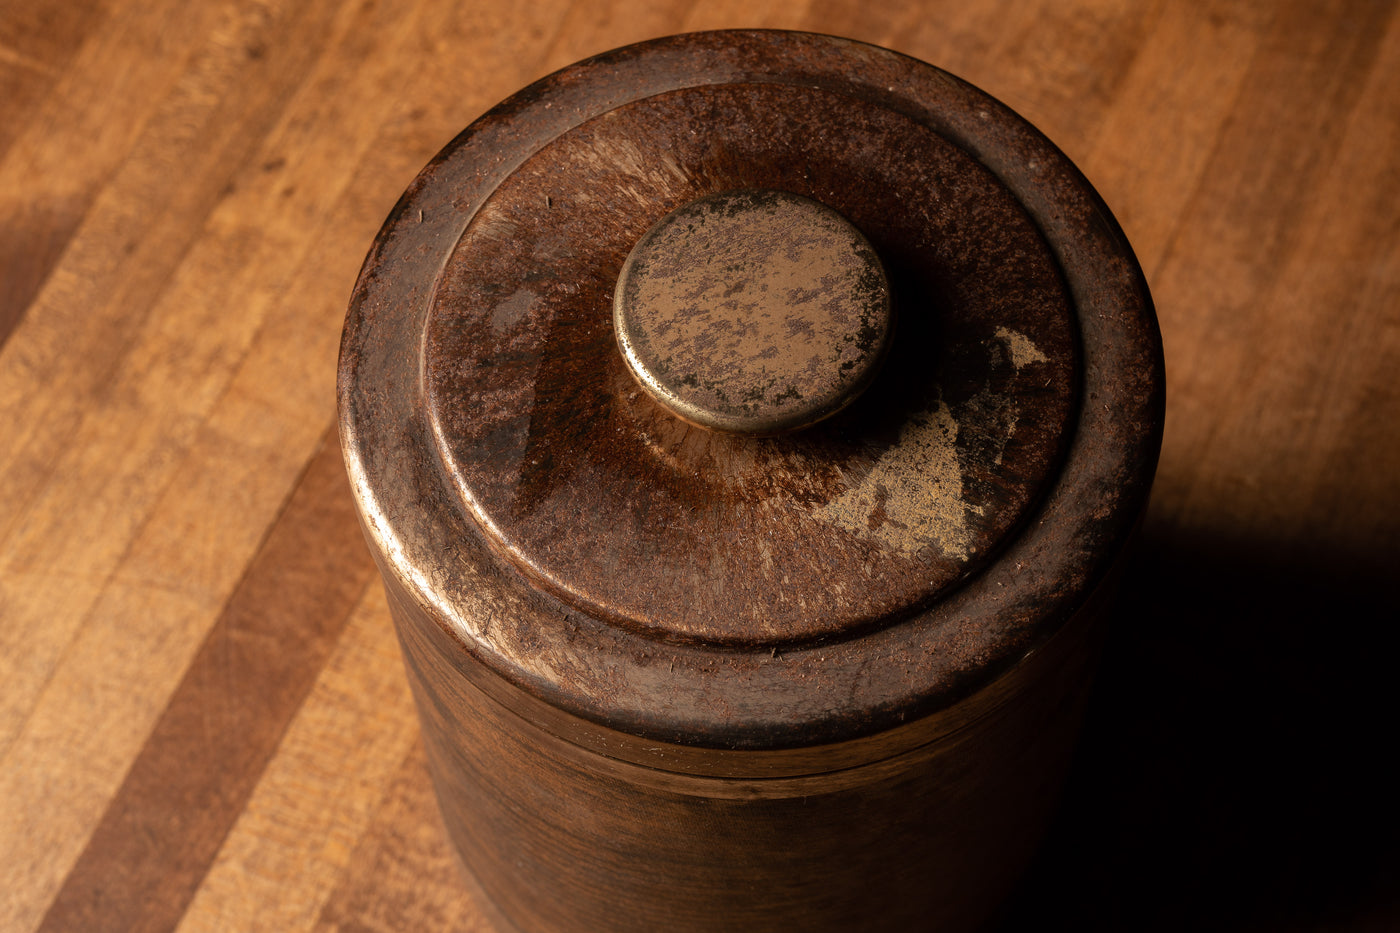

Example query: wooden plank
[682,0,815,31]
[0,0,106,166]
[0,0,108,337]
[531,0,700,76]
[811,0,1150,159]
[1176,3,1400,561]
[172,585,417,933]
[807,0,1163,164]
[0,2,103,70]
[801,0,922,48]
[34,432,376,933]
[941,0,1157,155]
[1079,0,1265,271]
[311,744,489,933]
[0,0,348,541]
[0,0,353,758]
[0,0,234,346]
[1148,0,1398,536]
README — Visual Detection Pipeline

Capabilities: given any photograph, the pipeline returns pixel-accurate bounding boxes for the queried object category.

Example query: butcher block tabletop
[3,1,1398,930]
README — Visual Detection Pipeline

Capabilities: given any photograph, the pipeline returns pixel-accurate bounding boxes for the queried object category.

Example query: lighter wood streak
[174,587,417,933]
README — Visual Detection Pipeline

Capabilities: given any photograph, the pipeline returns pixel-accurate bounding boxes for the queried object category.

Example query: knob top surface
[614,188,893,436]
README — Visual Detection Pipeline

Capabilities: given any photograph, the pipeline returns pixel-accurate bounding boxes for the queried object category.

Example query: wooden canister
[338,30,1163,932]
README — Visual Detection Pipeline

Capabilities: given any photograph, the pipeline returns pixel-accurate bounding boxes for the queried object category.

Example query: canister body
[384,566,1111,933]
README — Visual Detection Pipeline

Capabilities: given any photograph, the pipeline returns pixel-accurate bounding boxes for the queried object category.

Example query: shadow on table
[996,518,1400,931]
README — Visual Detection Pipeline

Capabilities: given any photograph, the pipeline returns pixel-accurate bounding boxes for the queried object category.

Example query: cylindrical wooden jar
[338,30,1163,933]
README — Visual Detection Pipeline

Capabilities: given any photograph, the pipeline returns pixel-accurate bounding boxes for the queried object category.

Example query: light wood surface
[2,1,1396,930]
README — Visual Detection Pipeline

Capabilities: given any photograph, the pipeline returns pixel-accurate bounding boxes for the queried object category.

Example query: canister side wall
[385,567,1108,933]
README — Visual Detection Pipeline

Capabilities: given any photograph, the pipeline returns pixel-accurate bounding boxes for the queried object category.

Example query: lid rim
[337,29,1164,755]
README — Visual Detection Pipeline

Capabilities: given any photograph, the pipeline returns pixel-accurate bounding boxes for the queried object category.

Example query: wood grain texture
[1,0,1396,930]
[36,431,376,933]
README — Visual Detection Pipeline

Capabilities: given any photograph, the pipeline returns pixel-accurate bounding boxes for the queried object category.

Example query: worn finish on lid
[614,188,893,435]
[339,30,1164,757]
[420,80,1078,647]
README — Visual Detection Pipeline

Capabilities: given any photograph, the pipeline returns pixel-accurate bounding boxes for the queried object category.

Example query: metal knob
[614,189,893,435]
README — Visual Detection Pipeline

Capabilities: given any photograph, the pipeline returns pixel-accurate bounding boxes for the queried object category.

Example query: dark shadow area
[996,516,1400,930]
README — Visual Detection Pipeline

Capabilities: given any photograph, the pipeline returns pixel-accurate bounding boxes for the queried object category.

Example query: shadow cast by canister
[996,518,1400,930]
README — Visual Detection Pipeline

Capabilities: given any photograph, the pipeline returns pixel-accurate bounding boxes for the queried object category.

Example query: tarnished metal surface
[339,30,1164,762]
[614,188,892,436]
[420,79,1077,646]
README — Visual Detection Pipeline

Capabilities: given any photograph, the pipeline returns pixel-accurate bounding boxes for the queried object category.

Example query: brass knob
[614,189,892,435]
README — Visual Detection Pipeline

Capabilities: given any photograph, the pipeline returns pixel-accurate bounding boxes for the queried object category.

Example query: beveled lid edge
[336,29,1164,760]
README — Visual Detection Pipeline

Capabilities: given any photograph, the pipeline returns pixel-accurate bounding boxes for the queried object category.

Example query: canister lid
[339,31,1163,771]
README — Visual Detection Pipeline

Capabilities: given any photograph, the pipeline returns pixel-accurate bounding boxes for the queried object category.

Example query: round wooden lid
[339,31,1163,771]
